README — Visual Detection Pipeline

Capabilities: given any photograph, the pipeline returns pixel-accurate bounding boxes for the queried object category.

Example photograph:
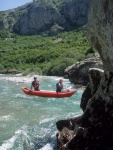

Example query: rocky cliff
[56,0,113,149]
[0,0,89,35]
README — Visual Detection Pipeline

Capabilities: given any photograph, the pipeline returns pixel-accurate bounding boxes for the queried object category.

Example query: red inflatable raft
[21,86,76,98]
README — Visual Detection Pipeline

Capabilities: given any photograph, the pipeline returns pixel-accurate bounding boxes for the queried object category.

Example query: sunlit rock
[64,54,103,86]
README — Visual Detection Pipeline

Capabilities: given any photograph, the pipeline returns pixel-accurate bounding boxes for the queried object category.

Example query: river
[0,74,83,150]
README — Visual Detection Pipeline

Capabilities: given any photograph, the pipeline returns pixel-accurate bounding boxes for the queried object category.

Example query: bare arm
[31,85,33,90]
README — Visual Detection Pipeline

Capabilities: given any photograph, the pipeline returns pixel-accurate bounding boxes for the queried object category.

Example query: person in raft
[56,78,63,92]
[31,77,40,91]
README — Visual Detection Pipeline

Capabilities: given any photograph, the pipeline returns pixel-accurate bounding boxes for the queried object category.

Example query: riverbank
[0,74,50,83]
[0,74,86,91]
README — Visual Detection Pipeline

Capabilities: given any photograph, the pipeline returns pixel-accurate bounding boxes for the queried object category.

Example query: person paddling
[31,77,40,91]
[56,78,63,93]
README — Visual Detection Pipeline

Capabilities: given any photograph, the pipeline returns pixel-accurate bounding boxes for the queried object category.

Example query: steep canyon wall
[56,0,113,149]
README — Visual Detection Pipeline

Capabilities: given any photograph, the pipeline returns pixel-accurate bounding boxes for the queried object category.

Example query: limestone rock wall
[80,68,104,111]
[56,0,113,149]
[14,6,62,35]
[13,0,89,35]
[57,69,113,150]
[87,0,113,72]
[0,19,8,29]
[0,0,90,35]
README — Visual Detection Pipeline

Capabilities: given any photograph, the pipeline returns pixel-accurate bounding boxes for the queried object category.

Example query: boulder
[64,53,103,86]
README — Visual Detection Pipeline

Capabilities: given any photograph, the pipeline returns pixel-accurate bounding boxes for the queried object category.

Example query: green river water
[0,74,83,150]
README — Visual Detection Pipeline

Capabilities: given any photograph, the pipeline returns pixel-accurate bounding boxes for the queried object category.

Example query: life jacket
[56,82,63,90]
[32,80,39,89]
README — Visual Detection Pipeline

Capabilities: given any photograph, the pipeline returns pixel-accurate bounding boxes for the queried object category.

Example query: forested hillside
[0,28,92,76]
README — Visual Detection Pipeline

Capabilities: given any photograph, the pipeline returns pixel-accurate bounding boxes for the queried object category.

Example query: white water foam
[39,117,56,124]
[0,130,21,150]
[39,130,57,150]
[0,115,13,122]
[73,101,80,105]
[14,93,32,99]
[0,126,30,150]
[77,89,85,93]
[0,135,17,150]
[40,143,53,150]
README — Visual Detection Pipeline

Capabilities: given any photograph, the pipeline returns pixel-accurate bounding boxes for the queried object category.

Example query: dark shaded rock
[64,53,103,86]
[57,71,113,150]
[56,116,81,132]
[56,116,82,149]
[80,83,92,111]
[56,127,74,149]
[59,0,89,29]
[80,68,104,111]
[56,0,113,149]
[87,0,113,72]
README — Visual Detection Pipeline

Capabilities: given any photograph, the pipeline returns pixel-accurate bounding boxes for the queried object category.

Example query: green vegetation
[0,12,5,19]
[33,0,67,7]
[0,28,93,76]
